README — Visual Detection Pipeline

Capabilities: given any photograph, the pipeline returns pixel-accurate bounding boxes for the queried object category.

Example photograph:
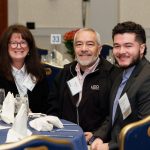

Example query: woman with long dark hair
[0,24,49,113]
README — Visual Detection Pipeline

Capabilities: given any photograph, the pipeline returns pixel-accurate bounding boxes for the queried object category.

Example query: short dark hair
[112,21,147,55]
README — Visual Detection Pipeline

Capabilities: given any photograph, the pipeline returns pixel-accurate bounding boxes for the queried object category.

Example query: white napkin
[6,103,32,143]
[1,92,15,124]
[56,50,63,63]
[29,115,64,131]
[29,117,53,131]
[43,116,64,128]
[62,59,70,66]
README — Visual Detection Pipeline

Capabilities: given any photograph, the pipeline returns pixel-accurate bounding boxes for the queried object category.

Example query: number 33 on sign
[51,34,61,44]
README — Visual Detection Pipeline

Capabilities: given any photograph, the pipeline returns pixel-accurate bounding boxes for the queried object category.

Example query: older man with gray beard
[46,28,120,145]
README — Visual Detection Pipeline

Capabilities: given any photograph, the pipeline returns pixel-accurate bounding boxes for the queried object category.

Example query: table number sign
[50,34,61,44]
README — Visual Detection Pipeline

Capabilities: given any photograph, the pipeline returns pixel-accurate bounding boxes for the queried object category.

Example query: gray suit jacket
[94,57,150,150]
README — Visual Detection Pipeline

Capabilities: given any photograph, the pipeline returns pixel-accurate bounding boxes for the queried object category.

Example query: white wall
[119,0,150,60]
[8,0,83,60]
[8,0,18,25]
[8,0,118,47]
[9,0,82,28]
[87,0,119,45]
[120,0,150,27]
[8,0,150,60]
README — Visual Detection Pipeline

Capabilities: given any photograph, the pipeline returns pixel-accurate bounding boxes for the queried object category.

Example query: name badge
[23,74,36,91]
[67,76,82,96]
[119,93,132,120]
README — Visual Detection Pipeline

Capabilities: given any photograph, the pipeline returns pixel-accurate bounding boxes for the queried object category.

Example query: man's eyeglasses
[9,41,28,49]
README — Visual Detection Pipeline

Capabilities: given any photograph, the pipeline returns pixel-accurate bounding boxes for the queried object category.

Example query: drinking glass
[0,88,5,110]
[15,94,29,115]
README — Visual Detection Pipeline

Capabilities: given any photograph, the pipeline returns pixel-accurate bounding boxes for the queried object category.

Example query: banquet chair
[119,115,150,150]
[101,44,113,59]
[0,135,74,150]
[43,62,62,88]
[36,47,48,59]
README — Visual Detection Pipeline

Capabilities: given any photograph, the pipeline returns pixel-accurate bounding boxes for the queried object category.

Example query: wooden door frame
[0,0,8,37]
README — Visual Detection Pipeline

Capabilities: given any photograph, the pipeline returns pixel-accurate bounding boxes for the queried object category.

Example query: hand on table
[84,132,93,142]
[90,138,109,150]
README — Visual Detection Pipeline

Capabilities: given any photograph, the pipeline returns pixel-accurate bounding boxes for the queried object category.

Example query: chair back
[43,62,62,88]
[101,44,113,59]
[0,135,74,150]
[119,115,150,150]
[37,47,48,56]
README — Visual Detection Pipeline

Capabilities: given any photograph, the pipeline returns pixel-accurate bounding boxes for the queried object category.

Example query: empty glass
[0,88,5,110]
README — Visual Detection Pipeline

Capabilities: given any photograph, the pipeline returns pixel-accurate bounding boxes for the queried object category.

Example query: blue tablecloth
[0,119,88,150]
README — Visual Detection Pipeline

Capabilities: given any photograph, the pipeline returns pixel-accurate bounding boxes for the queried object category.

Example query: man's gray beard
[76,55,99,66]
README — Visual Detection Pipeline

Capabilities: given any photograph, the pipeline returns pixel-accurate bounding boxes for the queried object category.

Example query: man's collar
[123,66,135,79]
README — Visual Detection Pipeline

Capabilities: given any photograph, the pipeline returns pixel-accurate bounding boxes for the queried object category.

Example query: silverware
[28,113,46,118]
[43,134,74,138]
[63,123,77,126]
[55,129,79,132]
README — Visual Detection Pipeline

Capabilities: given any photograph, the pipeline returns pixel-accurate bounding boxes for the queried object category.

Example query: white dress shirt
[12,65,28,96]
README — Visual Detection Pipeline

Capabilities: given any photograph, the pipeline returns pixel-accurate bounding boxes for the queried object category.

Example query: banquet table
[0,119,88,150]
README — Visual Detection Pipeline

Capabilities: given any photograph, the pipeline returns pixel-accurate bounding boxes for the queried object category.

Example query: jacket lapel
[110,73,122,125]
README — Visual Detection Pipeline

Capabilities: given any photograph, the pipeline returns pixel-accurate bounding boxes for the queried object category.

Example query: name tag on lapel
[23,74,36,91]
[67,76,82,96]
[119,93,132,120]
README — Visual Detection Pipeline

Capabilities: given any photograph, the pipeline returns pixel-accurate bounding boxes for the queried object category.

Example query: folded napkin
[43,116,64,128]
[6,103,32,143]
[29,115,64,131]
[1,92,15,124]
[29,117,53,131]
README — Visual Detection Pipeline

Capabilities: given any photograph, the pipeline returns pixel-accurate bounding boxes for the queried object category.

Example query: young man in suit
[91,21,150,150]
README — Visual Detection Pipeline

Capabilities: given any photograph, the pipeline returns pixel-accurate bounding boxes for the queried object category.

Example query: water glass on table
[15,94,29,115]
[0,88,5,111]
